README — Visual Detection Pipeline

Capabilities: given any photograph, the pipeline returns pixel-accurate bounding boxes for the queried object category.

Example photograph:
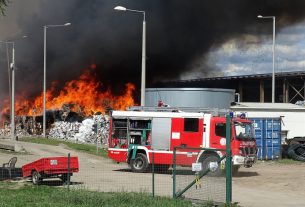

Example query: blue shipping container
[250,118,281,160]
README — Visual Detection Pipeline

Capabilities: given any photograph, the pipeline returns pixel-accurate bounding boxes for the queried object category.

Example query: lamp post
[0,35,27,140]
[114,6,146,106]
[258,15,276,103]
[43,23,71,138]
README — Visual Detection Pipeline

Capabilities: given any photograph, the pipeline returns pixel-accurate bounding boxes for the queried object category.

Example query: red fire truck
[108,107,257,174]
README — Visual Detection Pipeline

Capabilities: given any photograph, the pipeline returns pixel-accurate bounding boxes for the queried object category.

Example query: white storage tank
[145,88,235,109]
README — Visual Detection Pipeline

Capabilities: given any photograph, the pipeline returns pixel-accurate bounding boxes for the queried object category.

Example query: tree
[0,0,8,15]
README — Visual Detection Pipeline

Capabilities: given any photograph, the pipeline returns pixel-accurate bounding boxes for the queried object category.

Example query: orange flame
[1,65,136,117]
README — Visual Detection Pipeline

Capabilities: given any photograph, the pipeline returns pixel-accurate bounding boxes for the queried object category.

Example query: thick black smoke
[1,0,305,102]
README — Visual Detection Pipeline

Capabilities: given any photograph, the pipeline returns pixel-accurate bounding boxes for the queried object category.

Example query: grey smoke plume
[1,0,305,104]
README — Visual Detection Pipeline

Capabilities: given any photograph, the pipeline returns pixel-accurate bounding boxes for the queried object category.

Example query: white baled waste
[0,114,109,145]
[48,115,109,144]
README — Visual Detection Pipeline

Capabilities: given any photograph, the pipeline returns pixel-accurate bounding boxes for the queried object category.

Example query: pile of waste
[0,104,110,145]
[48,115,109,144]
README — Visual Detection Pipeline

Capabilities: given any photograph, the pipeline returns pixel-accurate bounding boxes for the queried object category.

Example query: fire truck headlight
[209,162,218,172]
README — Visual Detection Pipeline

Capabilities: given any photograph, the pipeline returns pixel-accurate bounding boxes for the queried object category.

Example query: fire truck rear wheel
[130,153,149,173]
[202,155,223,177]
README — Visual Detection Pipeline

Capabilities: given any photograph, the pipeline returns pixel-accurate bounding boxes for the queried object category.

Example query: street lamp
[258,15,276,103]
[43,23,71,138]
[114,6,146,106]
[0,35,27,140]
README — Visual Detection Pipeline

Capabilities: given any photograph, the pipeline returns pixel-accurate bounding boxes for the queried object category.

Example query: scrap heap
[0,104,110,145]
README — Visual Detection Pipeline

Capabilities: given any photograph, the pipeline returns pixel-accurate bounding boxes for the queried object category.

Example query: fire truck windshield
[234,122,255,141]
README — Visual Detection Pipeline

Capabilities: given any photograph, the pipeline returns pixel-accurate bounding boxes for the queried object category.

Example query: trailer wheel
[61,173,68,183]
[32,171,41,185]
[202,155,223,177]
[130,153,149,173]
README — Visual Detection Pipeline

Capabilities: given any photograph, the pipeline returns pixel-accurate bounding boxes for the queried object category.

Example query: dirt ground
[1,138,305,207]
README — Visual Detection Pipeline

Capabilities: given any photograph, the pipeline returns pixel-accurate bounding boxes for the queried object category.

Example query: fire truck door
[210,121,227,148]
[171,118,203,149]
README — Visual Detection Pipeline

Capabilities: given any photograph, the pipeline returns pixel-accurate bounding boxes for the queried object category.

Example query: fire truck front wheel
[202,155,224,177]
[130,153,149,173]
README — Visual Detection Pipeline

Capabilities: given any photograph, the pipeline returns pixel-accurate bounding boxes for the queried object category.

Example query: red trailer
[22,156,79,184]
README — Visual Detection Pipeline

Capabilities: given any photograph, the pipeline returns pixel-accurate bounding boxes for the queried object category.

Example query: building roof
[174,70,305,83]
[231,102,305,111]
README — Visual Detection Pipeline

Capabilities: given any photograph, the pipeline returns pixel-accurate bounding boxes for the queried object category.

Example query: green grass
[19,137,108,158]
[275,158,304,165]
[0,148,30,155]
[256,159,304,165]
[0,182,217,207]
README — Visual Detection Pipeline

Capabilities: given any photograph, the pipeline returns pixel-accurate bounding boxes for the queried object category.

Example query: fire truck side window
[215,123,226,137]
[184,118,199,132]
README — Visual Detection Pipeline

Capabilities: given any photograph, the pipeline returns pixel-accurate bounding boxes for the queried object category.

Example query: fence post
[152,151,155,197]
[173,147,176,199]
[67,153,71,190]
[226,115,232,204]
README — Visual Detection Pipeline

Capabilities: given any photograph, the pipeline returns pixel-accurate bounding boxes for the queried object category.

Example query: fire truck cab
[108,107,257,174]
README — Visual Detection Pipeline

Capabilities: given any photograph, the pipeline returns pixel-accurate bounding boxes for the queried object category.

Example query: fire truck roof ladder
[127,106,229,116]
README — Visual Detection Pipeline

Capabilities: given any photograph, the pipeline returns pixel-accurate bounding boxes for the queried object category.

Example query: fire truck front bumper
[233,155,256,167]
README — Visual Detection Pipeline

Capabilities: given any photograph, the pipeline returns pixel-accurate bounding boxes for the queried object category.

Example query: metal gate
[172,115,232,205]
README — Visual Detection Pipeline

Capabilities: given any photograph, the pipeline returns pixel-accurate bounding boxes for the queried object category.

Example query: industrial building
[155,71,305,103]
[149,71,305,160]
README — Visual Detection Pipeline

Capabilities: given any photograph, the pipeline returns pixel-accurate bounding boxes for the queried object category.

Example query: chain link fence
[0,140,232,205]
[173,147,228,203]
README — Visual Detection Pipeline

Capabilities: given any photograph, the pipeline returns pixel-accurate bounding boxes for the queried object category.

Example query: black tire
[130,153,149,173]
[202,154,223,177]
[232,165,240,176]
[32,171,41,185]
[288,144,305,162]
[61,173,69,183]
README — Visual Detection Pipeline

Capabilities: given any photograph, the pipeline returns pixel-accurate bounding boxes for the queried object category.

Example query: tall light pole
[258,15,276,103]
[0,35,27,140]
[114,6,146,106]
[43,23,71,138]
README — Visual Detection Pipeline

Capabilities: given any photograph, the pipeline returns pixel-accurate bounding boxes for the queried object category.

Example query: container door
[265,118,281,160]
[251,118,264,160]
[250,117,281,160]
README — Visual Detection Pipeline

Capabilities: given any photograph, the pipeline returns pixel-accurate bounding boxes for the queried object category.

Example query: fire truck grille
[240,147,257,156]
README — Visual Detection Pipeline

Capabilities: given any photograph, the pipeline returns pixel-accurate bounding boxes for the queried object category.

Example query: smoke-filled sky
[1,0,305,104]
